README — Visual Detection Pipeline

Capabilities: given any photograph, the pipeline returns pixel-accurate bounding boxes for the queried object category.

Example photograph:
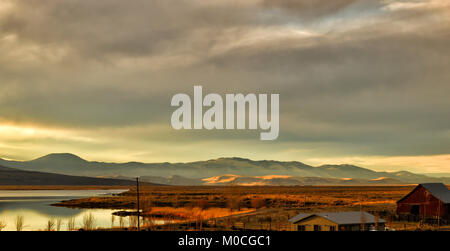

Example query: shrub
[82,213,96,230]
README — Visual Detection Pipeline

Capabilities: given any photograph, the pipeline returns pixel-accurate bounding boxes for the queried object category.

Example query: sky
[0,0,450,173]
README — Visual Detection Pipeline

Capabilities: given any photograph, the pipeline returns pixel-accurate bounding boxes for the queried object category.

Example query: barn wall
[339,223,385,231]
[295,216,338,231]
[397,186,448,218]
[295,216,386,231]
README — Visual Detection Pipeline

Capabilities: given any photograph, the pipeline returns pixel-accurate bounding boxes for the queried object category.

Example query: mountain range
[136,174,405,186]
[0,164,149,186]
[0,153,449,185]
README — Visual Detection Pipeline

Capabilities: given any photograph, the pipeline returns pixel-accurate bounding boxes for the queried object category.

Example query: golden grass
[54,185,414,211]
[144,206,254,220]
[52,185,444,231]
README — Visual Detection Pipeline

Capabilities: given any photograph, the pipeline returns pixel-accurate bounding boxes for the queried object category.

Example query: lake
[0,189,130,231]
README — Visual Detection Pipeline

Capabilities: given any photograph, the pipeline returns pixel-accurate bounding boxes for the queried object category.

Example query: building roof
[289,211,386,225]
[421,183,450,203]
[397,183,450,204]
[288,213,310,223]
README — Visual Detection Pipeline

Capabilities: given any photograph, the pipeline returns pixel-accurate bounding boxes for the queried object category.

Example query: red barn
[397,183,450,221]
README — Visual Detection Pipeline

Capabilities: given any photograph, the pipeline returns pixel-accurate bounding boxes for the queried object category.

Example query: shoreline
[0,185,133,190]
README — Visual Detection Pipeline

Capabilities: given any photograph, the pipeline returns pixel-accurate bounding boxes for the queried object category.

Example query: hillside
[0,165,152,186]
[137,174,404,186]
[1,153,449,184]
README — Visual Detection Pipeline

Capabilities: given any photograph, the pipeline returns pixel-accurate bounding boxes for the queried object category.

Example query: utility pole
[136,177,140,231]
[360,203,365,231]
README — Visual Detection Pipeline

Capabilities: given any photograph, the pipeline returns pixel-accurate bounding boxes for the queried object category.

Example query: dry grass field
[55,185,413,208]
[51,185,445,231]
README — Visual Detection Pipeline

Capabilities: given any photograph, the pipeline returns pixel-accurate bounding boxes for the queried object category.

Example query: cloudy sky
[0,0,449,173]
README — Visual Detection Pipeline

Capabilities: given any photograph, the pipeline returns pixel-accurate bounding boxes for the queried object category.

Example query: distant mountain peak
[213,157,251,161]
[318,164,371,171]
[211,157,308,166]
[32,153,87,163]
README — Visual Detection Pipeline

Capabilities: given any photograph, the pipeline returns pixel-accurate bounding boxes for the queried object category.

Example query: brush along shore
[50,185,429,230]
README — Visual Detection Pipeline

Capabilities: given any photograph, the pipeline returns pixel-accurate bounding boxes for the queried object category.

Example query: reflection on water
[0,190,128,231]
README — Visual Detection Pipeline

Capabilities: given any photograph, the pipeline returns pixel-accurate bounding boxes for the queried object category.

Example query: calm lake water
[0,190,129,231]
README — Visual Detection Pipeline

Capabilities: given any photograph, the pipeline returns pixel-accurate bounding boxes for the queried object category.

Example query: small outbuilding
[289,211,385,231]
[396,183,450,221]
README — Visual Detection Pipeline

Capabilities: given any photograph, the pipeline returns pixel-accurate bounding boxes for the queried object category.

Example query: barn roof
[289,211,386,225]
[288,213,310,223]
[421,183,450,203]
[397,183,450,204]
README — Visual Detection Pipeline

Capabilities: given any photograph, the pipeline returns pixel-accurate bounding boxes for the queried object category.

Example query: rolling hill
[0,164,151,186]
[137,174,404,186]
[1,153,449,185]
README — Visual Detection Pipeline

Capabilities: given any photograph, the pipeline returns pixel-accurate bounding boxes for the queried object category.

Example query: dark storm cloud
[0,0,259,61]
[0,0,450,160]
[261,0,360,18]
